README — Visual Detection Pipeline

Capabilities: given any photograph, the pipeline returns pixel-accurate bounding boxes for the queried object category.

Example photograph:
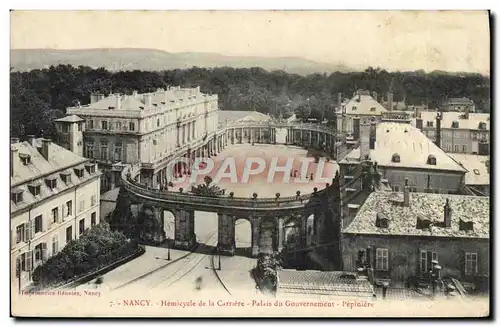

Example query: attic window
[11,189,23,204]
[60,171,71,184]
[391,153,401,163]
[84,163,96,175]
[473,169,480,175]
[376,212,390,228]
[19,153,31,165]
[108,106,115,110]
[451,121,459,128]
[459,219,474,231]
[478,122,487,130]
[416,216,432,229]
[74,168,85,178]
[427,155,437,165]
[45,176,57,189]
[28,182,42,197]
[426,121,434,127]
[352,106,357,111]
[370,107,376,112]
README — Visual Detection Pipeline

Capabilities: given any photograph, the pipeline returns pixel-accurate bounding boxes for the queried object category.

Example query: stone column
[174,210,196,250]
[277,218,284,252]
[218,214,235,255]
[251,217,260,257]
[192,122,195,140]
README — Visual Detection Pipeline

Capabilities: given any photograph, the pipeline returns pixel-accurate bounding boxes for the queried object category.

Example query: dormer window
[60,171,71,184]
[451,121,459,128]
[459,219,474,231]
[427,155,437,165]
[84,163,96,175]
[478,122,487,130]
[391,153,401,163]
[19,153,31,165]
[45,176,57,189]
[376,212,390,228]
[352,106,357,111]
[28,182,42,197]
[74,168,85,178]
[11,189,23,204]
[426,121,434,127]
[416,216,432,229]
[139,106,144,110]
[370,107,376,112]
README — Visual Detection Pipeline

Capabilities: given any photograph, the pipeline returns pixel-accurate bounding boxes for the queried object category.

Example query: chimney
[359,123,371,161]
[10,137,19,144]
[27,135,36,146]
[444,198,452,228]
[337,93,342,110]
[388,92,394,111]
[144,94,152,108]
[435,111,442,148]
[372,91,378,102]
[41,139,51,161]
[353,116,361,140]
[416,117,423,130]
[403,178,410,207]
[90,93,99,104]
[115,95,122,110]
[132,90,138,98]
[369,121,377,150]
[97,94,105,102]
[463,108,470,119]
[10,146,18,177]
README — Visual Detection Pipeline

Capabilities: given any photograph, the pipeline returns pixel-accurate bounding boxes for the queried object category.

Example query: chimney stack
[416,116,423,130]
[435,111,442,148]
[144,94,152,108]
[11,137,19,144]
[359,123,371,161]
[464,108,470,120]
[27,135,36,146]
[97,94,105,102]
[10,146,18,177]
[132,90,138,98]
[387,92,394,111]
[369,120,377,150]
[41,139,51,161]
[444,198,452,228]
[372,91,378,102]
[403,178,410,207]
[337,93,342,110]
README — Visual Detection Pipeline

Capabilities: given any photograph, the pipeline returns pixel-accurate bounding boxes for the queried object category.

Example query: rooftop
[443,97,475,105]
[414,111,490,131]
[343,191,490,239]
[344,93,387,116]
[277,270,374,297]
[340,122,467,172]
[218,110,271,124]
[448,154,490,186]
[53,114,84,123]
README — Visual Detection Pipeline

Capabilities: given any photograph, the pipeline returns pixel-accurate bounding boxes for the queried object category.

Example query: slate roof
[53,115,84,123]
[218,110,271,123]
[448,154,490,186]
[10,139,100,214]
[343,191,490,239]
[340,122,467,172]
[277,270,374,297]
[413,111,490,131]
[443,97,475,105]
[344,93,387,116]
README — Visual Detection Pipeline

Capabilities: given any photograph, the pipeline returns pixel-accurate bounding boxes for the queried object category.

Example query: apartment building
[10,137,101,289]
[55,86,219,192]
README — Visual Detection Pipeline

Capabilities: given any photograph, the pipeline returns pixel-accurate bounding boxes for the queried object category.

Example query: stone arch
[137,205,165,245]
[306,214,315,246]
[259,217,277,255]
[234,217,252,256]
[161,209,176,241]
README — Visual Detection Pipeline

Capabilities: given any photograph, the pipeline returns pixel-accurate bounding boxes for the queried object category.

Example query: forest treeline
[10,65,490,139]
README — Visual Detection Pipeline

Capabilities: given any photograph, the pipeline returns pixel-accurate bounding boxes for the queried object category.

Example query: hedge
[32,223,139,288]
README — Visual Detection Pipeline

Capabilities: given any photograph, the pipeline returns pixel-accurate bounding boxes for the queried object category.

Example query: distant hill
[10,48,353,75]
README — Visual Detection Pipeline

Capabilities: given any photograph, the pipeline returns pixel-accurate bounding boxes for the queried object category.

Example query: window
[392,185,400,192]
[462,145,467,153]
[91,194,97,206]
[20,154,31,165]
[420,250,438,276]
[78,123,83,131]
[426,155,436,165]
[51,207,58,224]
[66,226,73,243]
[451,121,459,128]
[46,177,57,189]
[100,141,108,161]
[11,190,23,204]
[16,224,25,243]
[79,200,85,213]
[375,248,389,271]
[34,243,46,262]
[129,122,135,131]
[115,122,122,130]
[79,219,85,235]
[465,252,478,275]
[101,121,108,130]
[454,145,460,152]
[62,124,69,133]
[91,212,96,227]
[446,144,452,152]
[86,143,94,159]
[114,142,123,162]
[427,130,435,138]
[352,106,357,111]
[473,169,480,175]
[74,168,84,178]
[65,200,72,218]
[426,121,434,127]
[391,153,401,163]
[52,235,59,255]
[28,184,41,197]
[88,120,94,129]
[34,215,43,233]
[61,172,71,184]
[157,118,160,127]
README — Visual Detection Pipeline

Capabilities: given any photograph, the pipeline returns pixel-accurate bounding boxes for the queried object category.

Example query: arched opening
[194,211,218,247]
[259,218,276,255]
[306,214,315,247]
[234,218,252,257]
[162,210,175,240]
[282,218,302,268]
[138,205,162,244]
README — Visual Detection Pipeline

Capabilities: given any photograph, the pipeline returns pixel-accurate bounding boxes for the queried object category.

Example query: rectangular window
[129,122,135,131]
[16,224,25,243]
[11,191,23,204]
[66,226,72,243]
[52,235,59,255]
[454,145,460,152]
[78,123,83,131]
[88,120,94,129]
[34,215,43,233]
[91,195,96,207]
[100,142,108,160]
[79,200,85,212]
[79,219,85,235]
[462,145,467,153]
[65,200,72,218]
[51,207,58,224]
[375,248,389,271]
[91,212,96,227]
[62,124,69,133]
[86,144,94,159]
[114,142,123,162]
[465,252,478,275]
[392,185,400,192]
[420,250,438,276]
[102,121,108,130]
[115,122,122,130]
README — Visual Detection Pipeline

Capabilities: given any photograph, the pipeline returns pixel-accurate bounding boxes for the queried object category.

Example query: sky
[10,10,490,74]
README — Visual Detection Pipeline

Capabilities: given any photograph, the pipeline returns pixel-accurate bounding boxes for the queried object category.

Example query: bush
[32,223,139,288]
[254,252,282,294]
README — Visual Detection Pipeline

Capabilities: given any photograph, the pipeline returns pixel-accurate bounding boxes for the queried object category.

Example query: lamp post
[167,237,171,261]
[218,247,222,271]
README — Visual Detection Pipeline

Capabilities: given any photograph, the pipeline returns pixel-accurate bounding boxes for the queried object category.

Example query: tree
[109,187,137,238]
[190,176,225,197]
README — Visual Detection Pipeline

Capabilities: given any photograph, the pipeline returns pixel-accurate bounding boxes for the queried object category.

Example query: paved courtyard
[171,144,339,198]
